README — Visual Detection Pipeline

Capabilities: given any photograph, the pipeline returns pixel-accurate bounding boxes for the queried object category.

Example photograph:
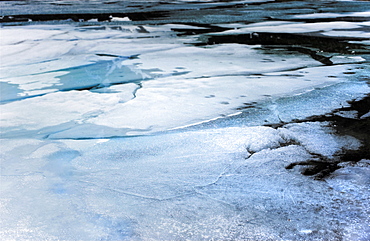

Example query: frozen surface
[1,0,370,240]
[1,23,368,138]
[1,124,369,240]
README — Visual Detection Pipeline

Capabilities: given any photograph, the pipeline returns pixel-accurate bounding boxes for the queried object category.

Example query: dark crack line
[264,93,370,179]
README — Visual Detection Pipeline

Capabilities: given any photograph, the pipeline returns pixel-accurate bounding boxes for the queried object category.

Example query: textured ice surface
[1,22,368,138]
[1,0,370,240]
[1,124,369,240]
[215,21,365,34]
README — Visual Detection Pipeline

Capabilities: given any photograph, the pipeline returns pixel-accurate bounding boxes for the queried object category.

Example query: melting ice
[1,0,370,240]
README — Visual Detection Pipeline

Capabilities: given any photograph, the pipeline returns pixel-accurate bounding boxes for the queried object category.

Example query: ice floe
[1,0,370,240]
[4,22,368,138]
[214,21,363,35]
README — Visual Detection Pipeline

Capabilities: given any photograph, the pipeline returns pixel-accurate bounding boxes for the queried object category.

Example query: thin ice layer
[1,23,368,138]
[214,21,366,35]
[1,64,364,138]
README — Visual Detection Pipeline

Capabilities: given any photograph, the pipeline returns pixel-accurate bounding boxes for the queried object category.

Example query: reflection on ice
[51,58,147,91]
[1,20,368,138]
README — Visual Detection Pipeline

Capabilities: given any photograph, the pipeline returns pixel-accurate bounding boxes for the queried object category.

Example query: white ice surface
[1,64,367,137]
[1,123,369,240]
[278,122,361,157]
[322,30,370,38]
[214,21,369,38]
[1,23,368,137]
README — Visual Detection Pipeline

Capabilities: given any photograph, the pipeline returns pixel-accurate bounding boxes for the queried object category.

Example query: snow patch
[244,126,285,153]
[278,122,361,158]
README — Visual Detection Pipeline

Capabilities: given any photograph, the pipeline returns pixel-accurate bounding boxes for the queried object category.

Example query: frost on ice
[1,0,370,240]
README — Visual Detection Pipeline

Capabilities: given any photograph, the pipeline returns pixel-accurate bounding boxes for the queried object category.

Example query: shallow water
[1,0,370,240]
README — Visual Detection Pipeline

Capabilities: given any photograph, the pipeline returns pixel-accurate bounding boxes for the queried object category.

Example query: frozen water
[1,0,370,240]
[1,123,369,240]
[1,21,368,137]
[215,21,364,34]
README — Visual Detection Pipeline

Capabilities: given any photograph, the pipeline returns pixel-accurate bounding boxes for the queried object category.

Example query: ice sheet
[1,123,369,240]
[1,1,370,240]
[1,22,368,138]
[214,21,363,34]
